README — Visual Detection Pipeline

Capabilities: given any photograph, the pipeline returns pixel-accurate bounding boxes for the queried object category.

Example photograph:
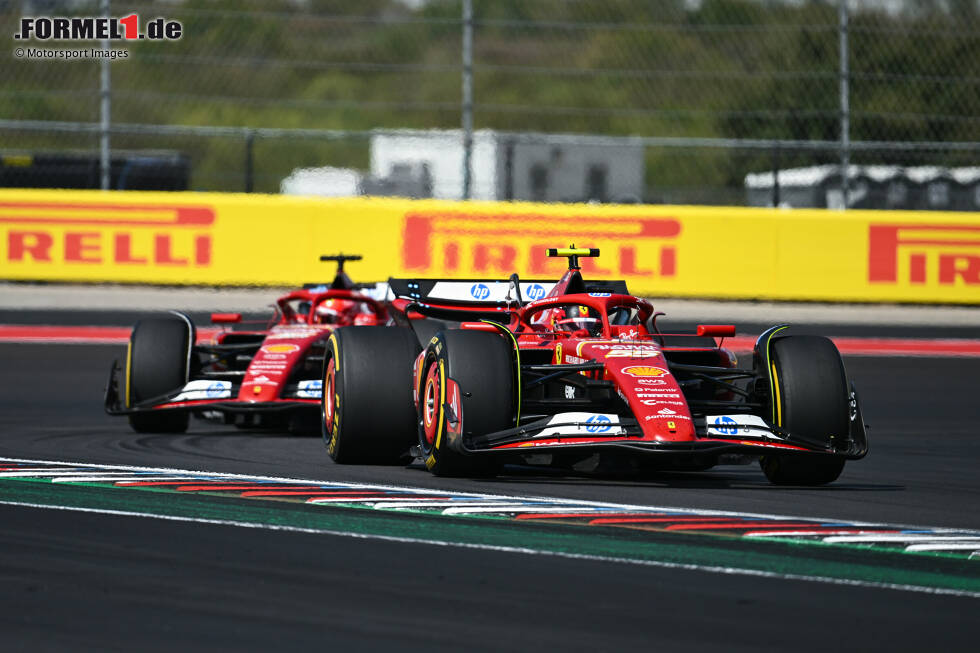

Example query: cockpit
[522,295,651,339]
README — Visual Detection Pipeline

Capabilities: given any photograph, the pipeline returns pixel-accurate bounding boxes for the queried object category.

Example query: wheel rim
[323,357,337,433]
[422,360,440,447]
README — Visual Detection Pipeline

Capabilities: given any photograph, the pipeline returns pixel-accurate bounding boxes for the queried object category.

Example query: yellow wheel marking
[434,359,446,450]
[124,340,133,408]
[765,326,789,425]
[771,362,782,427]
[325,336,341,454]
[327,333,340,372]
[327,391,341,454]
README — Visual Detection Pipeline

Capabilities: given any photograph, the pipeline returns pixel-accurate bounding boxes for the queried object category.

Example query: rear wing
[388,278,629,305]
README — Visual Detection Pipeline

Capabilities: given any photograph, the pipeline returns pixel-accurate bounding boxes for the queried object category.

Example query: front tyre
[127,314,194,433]
[322,327,420,464]
[760,335,848,485]
[419,330,514,477]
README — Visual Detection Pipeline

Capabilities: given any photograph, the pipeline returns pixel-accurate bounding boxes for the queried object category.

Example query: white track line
[372,501,532,509]
[3,455,980,536]
[822,535,980,544]
[906,543,980,553]
[1,499,978,600]
[50,476,193,483]
[441,505,610,515]
[745,530,897,538]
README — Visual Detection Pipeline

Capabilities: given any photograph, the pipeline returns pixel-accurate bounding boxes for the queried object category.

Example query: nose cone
[240,381,279,402]
[239,340,302,402]
[601,361,696,441]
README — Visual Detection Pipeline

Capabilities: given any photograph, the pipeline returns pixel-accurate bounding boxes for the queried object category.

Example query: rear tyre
[760,335,848,485]
[323,327,420,464]
[419,330,514,477]
[127,314,193,433]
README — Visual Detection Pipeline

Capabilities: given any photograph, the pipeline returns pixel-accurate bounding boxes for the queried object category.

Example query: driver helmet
[314,298,357,325]
[554,304,602,336]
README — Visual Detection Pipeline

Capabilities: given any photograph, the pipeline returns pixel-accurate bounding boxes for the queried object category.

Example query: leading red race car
[323,247,869,485]
[105,254,387,435]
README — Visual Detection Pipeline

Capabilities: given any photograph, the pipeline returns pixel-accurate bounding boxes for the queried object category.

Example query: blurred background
[2,0,979,208]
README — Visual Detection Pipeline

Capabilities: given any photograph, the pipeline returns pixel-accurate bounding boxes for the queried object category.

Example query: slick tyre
[760,335,848,485]
[126,314,193,433]
[419,330,514,477]
[323,326,421,464]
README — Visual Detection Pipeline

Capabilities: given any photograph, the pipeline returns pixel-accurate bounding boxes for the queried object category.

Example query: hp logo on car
[470,283,491,300]
[525,284,546,300]
[585,415,612,433]
[206,382,226,398]
[712,416,739,435]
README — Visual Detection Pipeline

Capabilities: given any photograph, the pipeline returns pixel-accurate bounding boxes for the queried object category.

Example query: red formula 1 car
[105,255,388,435]
[319,266,619,463]
[324,247,869,485]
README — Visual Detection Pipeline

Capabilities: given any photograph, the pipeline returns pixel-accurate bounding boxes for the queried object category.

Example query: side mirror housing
[211,312,242,324]
[460,322,501,333]
[696,324,736,337]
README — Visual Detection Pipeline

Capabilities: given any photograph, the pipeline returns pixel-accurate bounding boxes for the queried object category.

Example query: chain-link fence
[2,0,979,207]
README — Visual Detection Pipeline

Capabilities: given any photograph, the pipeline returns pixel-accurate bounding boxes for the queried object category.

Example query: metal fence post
[771,143,780,207]
[100,0,111,190]
[839,0,850,210]
[244,129,255,193]
[461,0,474,200]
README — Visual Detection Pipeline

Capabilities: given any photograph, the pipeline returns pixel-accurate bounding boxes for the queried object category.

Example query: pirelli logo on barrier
[0,201,214,268]
[868,223,980,287]
[402,212,680,279]
[1,189,978,304]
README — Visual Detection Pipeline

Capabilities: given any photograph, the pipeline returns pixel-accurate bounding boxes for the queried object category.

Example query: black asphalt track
[1,342,978,650]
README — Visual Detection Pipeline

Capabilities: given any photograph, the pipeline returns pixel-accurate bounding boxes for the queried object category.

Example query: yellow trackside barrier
[0,188,978,304]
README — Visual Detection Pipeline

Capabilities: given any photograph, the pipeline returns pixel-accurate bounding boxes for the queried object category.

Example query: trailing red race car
[323,247,869,485]
[105,255,388,435]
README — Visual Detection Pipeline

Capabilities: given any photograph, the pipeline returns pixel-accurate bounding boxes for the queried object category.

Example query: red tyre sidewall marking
[323,357,336,432]
[422,360,440,446]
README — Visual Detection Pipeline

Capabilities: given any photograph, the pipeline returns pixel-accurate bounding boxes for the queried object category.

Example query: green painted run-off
[2,477,979,596]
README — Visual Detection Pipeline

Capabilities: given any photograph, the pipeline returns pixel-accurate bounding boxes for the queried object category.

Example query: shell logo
[262,344,300,354]
[622,366,669,378]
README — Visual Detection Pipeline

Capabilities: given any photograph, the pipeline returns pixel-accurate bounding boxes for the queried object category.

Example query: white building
[370,129,646,203]
[280,166,362,197]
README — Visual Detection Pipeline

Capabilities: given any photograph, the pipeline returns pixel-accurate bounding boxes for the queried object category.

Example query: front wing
[103,361,320,417]
[455,385,869,461]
